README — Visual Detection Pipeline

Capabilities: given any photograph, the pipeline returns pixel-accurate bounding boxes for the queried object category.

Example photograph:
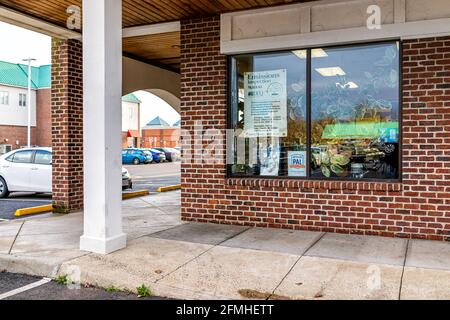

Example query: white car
[0,147,52,198]
[0,147,132,198]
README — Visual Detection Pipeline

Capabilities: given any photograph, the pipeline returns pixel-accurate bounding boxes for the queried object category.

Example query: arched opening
[121,87,181,194]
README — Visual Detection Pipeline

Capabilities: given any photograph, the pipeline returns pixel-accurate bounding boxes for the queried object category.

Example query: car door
[1,150,34,191]
[122,150,132,164]
[30,150,52,192]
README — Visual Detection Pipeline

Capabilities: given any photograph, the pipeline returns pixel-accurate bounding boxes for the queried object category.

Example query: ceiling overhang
[0,0,314,71]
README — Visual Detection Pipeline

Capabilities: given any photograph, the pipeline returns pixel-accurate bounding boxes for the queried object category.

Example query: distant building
[0,60,141,152]
[0,61,50,152]
[121,93,141,148]
[141,116,180,148]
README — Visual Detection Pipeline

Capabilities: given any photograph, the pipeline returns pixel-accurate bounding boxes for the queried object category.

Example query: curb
[0,253,61,278]
[15,204,53,217]
[156,185,181,193]
[122,190,150,200]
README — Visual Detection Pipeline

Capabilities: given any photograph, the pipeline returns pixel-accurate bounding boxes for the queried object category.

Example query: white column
[80,0,126,254]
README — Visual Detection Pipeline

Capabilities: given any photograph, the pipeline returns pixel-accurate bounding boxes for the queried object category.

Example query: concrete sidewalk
[0,190,449,300]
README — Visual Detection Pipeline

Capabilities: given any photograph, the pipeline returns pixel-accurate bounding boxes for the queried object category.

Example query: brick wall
[0,88,51,149]
[141,128,181,148]
[0,125,37,149]
[180,16,450,241]
[36,88,52,147]
[51,38,83,213]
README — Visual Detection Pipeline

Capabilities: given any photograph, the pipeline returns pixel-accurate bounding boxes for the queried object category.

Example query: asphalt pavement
[0,272,165,300]
[125,161,181,192]
[0,162,181,220]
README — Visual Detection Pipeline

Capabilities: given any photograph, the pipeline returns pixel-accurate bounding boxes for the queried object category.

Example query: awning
[127,130,141,138]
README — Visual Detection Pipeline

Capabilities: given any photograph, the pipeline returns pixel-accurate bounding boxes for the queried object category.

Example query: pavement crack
[8,221,25,255]
[154,226,250,284]
[267,232,327,300]
[138,198,174,215]
[398,238,410,300]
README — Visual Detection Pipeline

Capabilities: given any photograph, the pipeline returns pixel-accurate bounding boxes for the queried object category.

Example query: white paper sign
[244,69,287,137]
[259,138,280,176]
[288,151,307,177]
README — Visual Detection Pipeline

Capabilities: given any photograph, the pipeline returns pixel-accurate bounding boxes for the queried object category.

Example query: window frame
[8,150,34,164]
[0,91,9,105]
[19,93,27,107]
[33,150,52,166]
[226,40,403,183]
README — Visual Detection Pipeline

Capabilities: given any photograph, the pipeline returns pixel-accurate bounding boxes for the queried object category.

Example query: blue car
[122,149,153,165]
[142,148,166,163]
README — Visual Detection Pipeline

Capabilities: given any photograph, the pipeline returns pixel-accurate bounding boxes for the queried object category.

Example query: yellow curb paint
[15,204,53,217]
[157,184,181,193]
[122,190,150,200]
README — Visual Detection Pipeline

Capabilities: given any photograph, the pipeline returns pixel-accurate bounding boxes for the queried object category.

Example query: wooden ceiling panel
[0,0,314,71]
[0,0,311,28]
[123,32,180,71]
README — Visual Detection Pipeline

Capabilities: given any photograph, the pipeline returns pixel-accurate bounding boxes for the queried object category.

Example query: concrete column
[80,0,126,254]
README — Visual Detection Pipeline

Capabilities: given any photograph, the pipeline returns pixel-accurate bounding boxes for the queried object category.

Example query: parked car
[122,149,153,165]
[0,147,133,198]
[0,147,52,198]
[143,148,166,163]
[122,167,132,190]
[154,148,181,162]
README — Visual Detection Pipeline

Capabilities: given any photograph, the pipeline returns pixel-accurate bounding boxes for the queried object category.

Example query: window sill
[226,178,402,192]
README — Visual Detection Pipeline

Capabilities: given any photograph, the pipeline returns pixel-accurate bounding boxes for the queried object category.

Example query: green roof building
[0,60,141,149]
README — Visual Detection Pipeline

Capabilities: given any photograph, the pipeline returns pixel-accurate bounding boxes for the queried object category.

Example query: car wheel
[0,177,10,198]
[133,158,140,165]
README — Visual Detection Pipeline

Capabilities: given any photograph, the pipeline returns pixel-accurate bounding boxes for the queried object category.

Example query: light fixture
[346,81,359,89]
[292,48,328,59]
[315,67,346,77]
[336,81,359,89]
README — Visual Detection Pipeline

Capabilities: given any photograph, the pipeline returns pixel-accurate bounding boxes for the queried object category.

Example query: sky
[0,21,180,127]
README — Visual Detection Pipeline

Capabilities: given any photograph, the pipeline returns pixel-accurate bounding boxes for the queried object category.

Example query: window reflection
[229,42,400,181]
[230,51,308,177]
[311,43,399,179]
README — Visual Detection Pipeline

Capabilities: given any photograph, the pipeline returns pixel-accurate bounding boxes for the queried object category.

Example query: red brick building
[141,116,180,148]
[0,59,141,153]
[179,13,450,241]
[0,61,51,151]
[3,0,449,254]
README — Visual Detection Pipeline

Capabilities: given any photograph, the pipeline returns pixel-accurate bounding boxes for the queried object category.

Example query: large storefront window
[228,42,400,180]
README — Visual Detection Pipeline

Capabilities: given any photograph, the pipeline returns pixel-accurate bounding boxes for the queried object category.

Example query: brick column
[180,16,228,223]
[51,38,83,213]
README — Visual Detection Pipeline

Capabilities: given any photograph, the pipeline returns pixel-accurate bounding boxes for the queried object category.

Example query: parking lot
[0,162,181,221]
[125,161,181,193]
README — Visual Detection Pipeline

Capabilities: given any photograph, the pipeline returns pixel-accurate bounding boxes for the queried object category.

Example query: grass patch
[105,285,122,293]
[55,275,71,286]
[136,284,152,298]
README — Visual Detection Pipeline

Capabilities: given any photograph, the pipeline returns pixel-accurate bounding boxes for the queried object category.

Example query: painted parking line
[0,277,52,300]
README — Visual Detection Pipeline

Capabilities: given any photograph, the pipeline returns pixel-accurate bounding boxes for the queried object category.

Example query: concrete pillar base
[80,234,127,255]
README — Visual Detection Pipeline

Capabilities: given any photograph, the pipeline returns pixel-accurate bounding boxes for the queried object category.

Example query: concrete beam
[122,21,180,37]
[0,5,81,39]
[0,4,180,40]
